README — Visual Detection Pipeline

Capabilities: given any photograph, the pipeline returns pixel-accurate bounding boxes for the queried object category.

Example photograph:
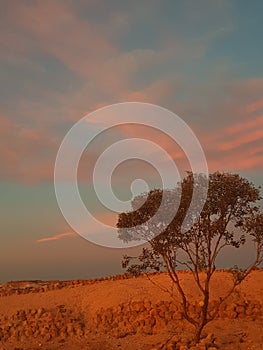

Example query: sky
[0,0,263,282]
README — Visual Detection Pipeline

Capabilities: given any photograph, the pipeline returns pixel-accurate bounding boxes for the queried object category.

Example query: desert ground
[0,270,262,350]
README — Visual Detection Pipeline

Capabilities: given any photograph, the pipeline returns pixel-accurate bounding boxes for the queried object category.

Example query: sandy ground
[0,270,262,349]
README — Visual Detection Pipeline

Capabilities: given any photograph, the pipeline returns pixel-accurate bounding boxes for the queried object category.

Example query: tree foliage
[117,172,263,342]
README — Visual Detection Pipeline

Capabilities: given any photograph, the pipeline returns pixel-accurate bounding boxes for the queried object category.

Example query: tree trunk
[194,323,205,343]
[194,289,209,343]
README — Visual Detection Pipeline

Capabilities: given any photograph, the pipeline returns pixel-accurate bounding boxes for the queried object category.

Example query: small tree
[117,172,263,343]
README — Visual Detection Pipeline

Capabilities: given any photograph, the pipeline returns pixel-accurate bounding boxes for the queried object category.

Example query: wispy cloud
[246,98,263,114]
[0,114,59,183]
[36,231,78,243]
[0,1,262,185]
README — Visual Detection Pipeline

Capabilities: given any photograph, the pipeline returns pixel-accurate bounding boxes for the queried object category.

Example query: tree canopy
[116,172,263,342]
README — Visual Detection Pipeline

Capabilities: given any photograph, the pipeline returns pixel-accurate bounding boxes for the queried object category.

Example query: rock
[114,328,129,338]
[144,300,152,309]
[144,345,156,350]
[226,310,237,319]
[170,335,180,343]
[205,333,215,343]
[142,325,153,335]
[196,345,206,350]
[166,343,176,350]
[150,308,157,317]
[131,300,145,312]
[37,308,45,317]
[179,346,188,350]
[236,305,245,314]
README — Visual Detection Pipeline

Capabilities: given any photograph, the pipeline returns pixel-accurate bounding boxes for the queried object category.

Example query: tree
[117,172,263,343]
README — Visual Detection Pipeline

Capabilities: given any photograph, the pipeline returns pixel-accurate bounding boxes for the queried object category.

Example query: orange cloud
[246,99,263,114]
[234,78,263,96]
[36,231,78,243]
[0,0,205,117]
[124,80,177,104]
[1,1,262,184]
[212,113,263,152]
[192,76,263,173]
[36,212,118,244]
[0,114,59,183]
[219,128,263,151]
[201,112,263,172]
[93,211,118,227]
[225,115,263,135]
[1,1,125,92]
[208,150,263,173]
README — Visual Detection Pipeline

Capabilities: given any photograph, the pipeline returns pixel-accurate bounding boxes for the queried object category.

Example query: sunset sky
[1,1,263,282]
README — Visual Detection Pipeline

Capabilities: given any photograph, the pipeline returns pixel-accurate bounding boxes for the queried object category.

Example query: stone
[142,325,153,335]
[37,308,45,317]
[166,343,176,350]
[179,346,188,350]
[170,335,180,343]
[144,300,152,309]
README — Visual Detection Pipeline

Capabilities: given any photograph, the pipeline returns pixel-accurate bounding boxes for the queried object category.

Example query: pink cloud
[225,115,263,135]
[219,128,263,151]
[201,113,263,172]
[0,114,59,183]
[246,98,263,114]
[1,1,128,95]
[0,0,206,115]
[36,212,118,244]
[0,2,262,183]
[191,77,263,173]
[208,150,263,173]
[37,231,78,243]
[234,78,263,96]
[124,80,177,104]
[206,112,263,154]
